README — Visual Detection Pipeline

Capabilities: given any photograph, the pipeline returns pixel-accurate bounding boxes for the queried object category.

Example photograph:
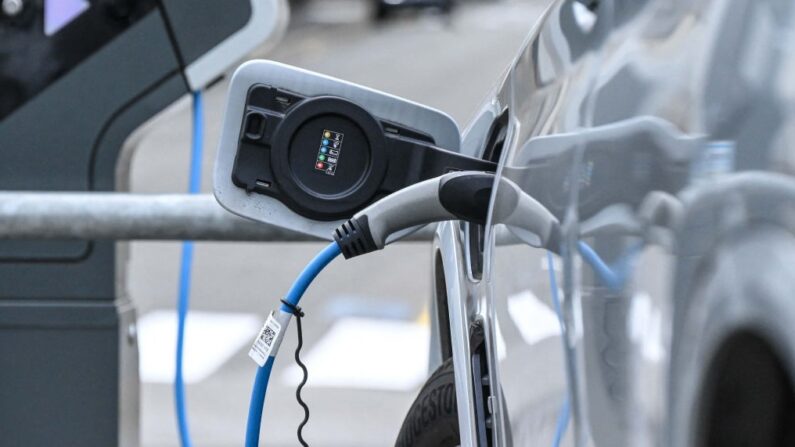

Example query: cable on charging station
[175,90,204,447]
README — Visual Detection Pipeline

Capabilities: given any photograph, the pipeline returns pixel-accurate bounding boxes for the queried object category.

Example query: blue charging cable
[245,241,342,447]
[175,91,204,447]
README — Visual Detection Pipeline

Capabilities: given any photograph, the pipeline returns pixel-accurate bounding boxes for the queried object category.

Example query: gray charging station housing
[0,2,284,445]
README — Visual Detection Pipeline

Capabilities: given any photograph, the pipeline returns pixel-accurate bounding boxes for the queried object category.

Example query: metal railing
[0,193,433,242]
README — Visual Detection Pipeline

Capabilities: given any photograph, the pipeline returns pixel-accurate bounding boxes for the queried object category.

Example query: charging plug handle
[334,172,496,259]
[333,171,563,259]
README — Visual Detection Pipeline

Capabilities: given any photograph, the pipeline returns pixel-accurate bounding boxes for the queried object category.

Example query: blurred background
[129,0,547,445]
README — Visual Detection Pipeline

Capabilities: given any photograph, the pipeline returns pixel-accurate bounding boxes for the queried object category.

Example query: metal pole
[0,193,434,242]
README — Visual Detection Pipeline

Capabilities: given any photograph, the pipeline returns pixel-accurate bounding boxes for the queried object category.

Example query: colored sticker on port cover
[315,129,344,176]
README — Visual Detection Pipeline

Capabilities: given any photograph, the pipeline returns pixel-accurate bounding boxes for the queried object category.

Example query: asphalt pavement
[128,1,548,445]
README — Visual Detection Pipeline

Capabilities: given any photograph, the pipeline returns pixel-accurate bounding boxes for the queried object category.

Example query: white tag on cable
[249,312,282,367]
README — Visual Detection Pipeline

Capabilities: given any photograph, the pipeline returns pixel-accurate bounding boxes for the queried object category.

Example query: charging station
[0,2,284,445]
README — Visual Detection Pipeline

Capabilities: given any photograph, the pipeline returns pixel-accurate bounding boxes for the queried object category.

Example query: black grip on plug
[333,216,378,259]
[438,173,495,225]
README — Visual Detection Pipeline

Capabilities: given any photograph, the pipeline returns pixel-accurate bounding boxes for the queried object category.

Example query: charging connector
[334,171,560,258]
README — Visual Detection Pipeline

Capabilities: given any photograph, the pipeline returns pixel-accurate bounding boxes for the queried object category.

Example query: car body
[427,0,795,445]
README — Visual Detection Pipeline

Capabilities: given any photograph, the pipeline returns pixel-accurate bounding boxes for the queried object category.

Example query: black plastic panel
[159,0,251,65]
[0,0,159,121]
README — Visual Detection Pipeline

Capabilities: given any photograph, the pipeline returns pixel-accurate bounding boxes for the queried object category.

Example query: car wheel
[669,227,795,447]
[395,358,460,447]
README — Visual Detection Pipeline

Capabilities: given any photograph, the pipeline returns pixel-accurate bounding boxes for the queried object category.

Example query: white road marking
[137,310,262,384]
[282,317,430,391]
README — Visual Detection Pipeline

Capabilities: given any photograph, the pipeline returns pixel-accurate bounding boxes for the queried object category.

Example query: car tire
[395,358,460,447]
[668,227,795,447]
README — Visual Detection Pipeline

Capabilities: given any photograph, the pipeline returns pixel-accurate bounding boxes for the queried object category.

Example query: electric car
[395,0,795,446]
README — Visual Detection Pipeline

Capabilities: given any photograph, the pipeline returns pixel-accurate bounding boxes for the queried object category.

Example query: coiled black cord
[280,299,310,447]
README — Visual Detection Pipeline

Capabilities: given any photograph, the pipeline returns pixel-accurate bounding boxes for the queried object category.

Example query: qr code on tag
[260,326,276,347]
[249,312,282,367]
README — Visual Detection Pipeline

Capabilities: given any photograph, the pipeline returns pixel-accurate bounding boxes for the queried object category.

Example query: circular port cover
[271,96,388,220]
